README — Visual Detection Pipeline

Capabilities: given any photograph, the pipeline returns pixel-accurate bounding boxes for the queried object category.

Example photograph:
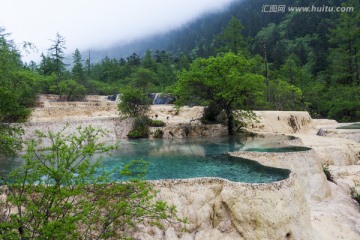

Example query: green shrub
[149,119,166,127]
[127,117,150,139]
[350,185,360,204]
[0,126,186,239]
[323,165,334,182]
[153,129,164,138]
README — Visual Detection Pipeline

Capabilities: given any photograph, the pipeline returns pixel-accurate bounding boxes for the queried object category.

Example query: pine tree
[72,48,85,83]
[48,33,67,78]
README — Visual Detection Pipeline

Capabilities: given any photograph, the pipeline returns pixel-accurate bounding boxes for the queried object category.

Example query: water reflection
[1,134,294,183]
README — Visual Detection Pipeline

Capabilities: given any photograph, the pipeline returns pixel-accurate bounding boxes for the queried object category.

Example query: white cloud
[0,0,233,62]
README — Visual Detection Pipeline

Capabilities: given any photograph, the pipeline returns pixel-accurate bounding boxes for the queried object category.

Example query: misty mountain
[85,0,282,61]
[85,0,345,62]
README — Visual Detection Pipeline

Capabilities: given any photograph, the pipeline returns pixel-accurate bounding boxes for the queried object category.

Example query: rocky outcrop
[134,176,315,240]
[22,117,133,145]
[246,111,313,134]
[149,124,227,139]
[229,149,331,202]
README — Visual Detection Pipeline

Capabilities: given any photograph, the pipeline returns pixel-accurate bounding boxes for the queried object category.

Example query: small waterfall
[148,93,175,105]
[153,93,161,104]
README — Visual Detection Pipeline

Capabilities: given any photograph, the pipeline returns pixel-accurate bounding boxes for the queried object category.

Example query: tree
[215,16,246,54]
[50,79,86,101]
[142,49,157,71]
[72,48,85,83]
[174,52,265,135]
[268,79,305,111]
[48,33,67,78]
[129,68,159,93]
[0,126,185,239]
[118,87,150,118]
[0,28,39,156]
[328,0,360,85]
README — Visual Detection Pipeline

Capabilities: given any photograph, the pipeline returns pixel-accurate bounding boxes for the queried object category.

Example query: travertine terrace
[22,95,360,239]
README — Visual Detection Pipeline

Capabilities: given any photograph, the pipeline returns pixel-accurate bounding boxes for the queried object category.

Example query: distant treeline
[1,0,359,123]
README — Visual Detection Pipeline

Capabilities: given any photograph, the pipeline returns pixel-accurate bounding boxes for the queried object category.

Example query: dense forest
[0,0,359,125]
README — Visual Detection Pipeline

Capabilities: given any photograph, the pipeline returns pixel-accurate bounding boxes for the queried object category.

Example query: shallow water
[102,135,291,183]
[244,146,311,153]
[1,135,295,183]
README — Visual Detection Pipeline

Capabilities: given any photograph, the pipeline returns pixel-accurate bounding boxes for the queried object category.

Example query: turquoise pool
[102,135,291,183]
[1,135,294,183]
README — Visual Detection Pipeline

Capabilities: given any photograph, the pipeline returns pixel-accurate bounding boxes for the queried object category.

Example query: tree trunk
[225,108,234,135]
[354,46,359,84]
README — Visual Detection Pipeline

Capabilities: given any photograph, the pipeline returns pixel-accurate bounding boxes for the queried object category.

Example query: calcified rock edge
[25,95,360,239]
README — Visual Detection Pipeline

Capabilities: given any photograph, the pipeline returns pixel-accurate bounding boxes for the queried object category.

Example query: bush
[350,183,360,205]
[127,117,150,139]
[118,87,150,118]
[149,119,166,127]
[153,129,164,138]
[0,126,186,239]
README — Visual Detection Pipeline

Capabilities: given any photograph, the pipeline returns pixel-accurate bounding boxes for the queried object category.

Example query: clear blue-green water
[244,146,311,153]
[336,123,360,129]
[1,135,294,183]
[102,136,291,183]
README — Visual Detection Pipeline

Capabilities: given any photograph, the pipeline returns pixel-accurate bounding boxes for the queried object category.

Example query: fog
[1,0,233,62]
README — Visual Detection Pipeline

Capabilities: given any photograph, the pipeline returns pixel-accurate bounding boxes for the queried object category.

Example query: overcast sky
[1,0,233,62]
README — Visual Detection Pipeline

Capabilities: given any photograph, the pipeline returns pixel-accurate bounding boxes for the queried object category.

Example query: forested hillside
[0,0,359,124]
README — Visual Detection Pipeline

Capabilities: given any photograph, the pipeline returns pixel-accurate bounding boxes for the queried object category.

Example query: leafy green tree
[129,67,159,92]
[0,126,185,239]
[118,87,150,118]
[268,79,305,111]
[50,79,86,101]
[174,52,265,135]
[0,28,40,156]
[324,85,360,122]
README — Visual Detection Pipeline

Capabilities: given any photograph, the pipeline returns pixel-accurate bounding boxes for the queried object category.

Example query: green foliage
[323,85,360,122]
[322,165,334,182]
[0,126,185,239]
[87,80,116,95]
[72,48,85,83]
[328,0,360,85]
[0,125,23,157]
[350,183,360,205]
[50,79,86,101]
[129,67,159,92]
[148,119,166,127]
[47,33,67,78]
[0,28,40,123]
[268,79,306,111]
[127,117,150,139]
[174,52,265,134]
[118,87,150,118]
[201,104,223,124]
[153,129,164,138]
[215,16,246,54]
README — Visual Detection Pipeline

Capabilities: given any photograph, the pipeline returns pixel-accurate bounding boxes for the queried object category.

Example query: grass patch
[148,119,166,127]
